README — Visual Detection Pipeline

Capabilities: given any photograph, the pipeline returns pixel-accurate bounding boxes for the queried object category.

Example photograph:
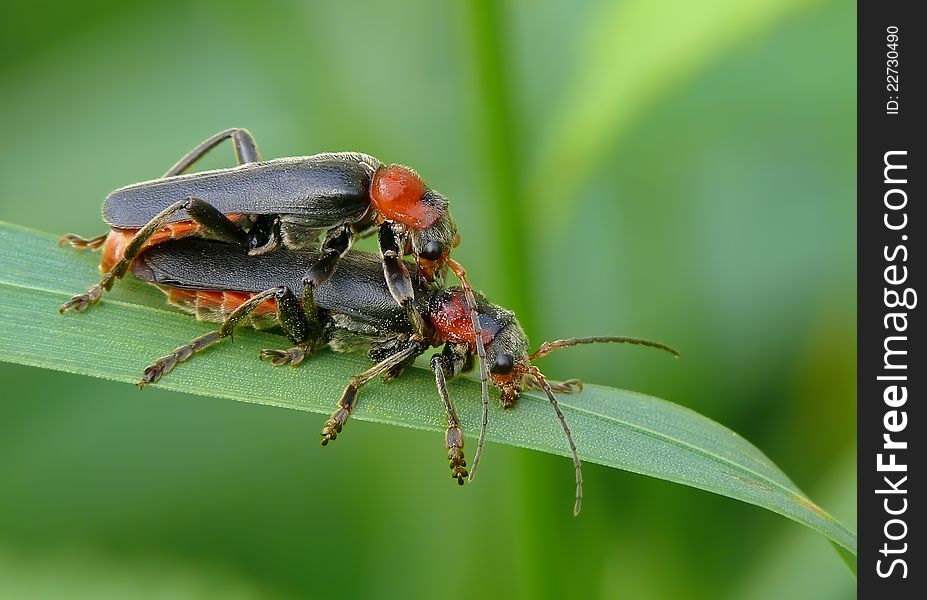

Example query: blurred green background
[0,0,855,598]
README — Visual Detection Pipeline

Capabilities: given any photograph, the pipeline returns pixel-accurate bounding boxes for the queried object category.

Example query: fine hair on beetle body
[122,238,679,514]
[58,128,494,474]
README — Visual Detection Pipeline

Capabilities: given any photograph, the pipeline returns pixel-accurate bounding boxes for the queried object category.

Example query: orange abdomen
[164,287,277,320]
[100,221,208,272]
[100,214,246,272]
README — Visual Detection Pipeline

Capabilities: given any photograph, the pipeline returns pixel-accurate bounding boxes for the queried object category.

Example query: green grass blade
[0,221,855,559]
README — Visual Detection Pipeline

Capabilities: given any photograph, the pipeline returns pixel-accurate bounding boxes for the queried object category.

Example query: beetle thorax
[370,165,443,229]
[429,290,499,348]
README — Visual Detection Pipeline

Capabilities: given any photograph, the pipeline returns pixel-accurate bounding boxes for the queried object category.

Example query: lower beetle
[120,238,678,514]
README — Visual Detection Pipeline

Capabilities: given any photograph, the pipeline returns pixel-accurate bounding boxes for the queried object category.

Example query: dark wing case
[103,153,377,228]
[132,239,429,331]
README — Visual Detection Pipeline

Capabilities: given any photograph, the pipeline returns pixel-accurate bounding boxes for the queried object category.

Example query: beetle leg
[291,224,353,364]
[377,223,427,340]
[60,197,248,313]
[380,343,419,381]
[350,205,377,237]
[138,286,316,386]
[320,340,425,445]
[163,128,260,177]
[61,128,258,265]
[138,287,278,387]
[247,216,283,255]
[431,343,470,484]
[378,223,414,304]
[301,224,353,288]
[355,226,378,240]
[59,233,108,250]
[259,284,326,366]
[444,258,492,483]
[184,197,251,245]
[523,378,584,394]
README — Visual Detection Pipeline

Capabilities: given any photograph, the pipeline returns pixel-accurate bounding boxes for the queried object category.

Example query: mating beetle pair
[60,129,678,513]
[61,127,494,472]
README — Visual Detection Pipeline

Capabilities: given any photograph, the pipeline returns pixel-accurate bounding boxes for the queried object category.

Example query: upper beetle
[61,128,464,315]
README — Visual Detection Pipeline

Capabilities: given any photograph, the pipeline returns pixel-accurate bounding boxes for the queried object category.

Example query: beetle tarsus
[260,346,307,366]
[60,233,108,250]
[320,406,350,446]
[139,357,173,388]
[59,284,103,313]
[320,374,361,446]
[320,341,424,446]
[446,425,468,484]
[431,349,468,485]
[138,330,223,388]
[524,377,583,394]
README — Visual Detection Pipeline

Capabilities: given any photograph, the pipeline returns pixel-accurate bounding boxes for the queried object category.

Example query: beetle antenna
[446,259,490,482]
[527,366,582,515]
[530,336,679,361]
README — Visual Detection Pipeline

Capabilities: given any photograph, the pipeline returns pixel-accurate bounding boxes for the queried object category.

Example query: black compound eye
[420,240,444,261]
[491,353,515,375]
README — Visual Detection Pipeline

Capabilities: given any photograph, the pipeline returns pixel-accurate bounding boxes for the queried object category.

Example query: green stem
[464,0,534,331]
